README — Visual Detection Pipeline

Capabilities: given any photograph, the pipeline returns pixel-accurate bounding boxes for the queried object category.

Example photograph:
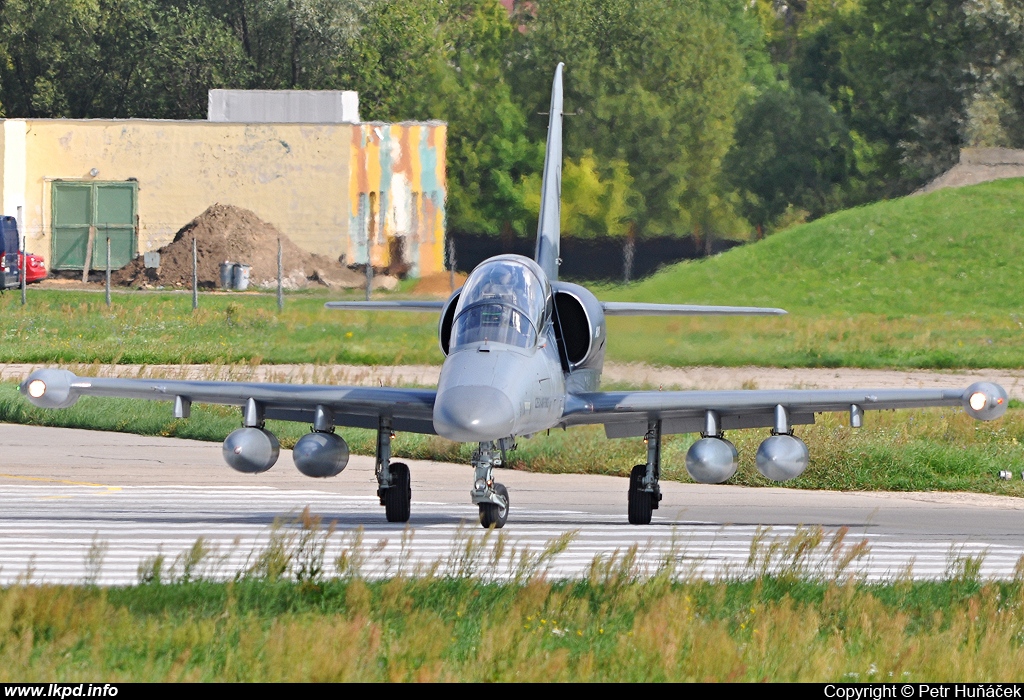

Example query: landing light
[969,392,988,411]
[27,380,46,398]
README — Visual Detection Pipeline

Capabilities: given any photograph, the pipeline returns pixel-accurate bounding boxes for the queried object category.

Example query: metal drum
[232,263,251,291]
[219,261,234,290]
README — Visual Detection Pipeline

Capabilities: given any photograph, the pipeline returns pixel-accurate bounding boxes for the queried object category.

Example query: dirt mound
[113,204,368,290]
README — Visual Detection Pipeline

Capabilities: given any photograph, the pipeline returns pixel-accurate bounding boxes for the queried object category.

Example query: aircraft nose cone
[433,386,517,442]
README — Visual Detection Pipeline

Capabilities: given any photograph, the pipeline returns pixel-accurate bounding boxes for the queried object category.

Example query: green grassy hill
[598,178,1024,367]
[609,178,1024,315]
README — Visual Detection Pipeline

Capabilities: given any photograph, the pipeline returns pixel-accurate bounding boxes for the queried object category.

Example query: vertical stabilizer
[535,63,564,281]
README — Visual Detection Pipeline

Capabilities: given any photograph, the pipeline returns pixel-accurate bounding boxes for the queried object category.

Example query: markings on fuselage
[0,484,1021,585]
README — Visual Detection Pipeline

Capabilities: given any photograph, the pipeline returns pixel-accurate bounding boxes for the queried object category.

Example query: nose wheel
[471,440,512,528]
[479,483,509,529]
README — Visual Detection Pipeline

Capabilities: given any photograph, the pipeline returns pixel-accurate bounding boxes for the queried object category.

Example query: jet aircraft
[20,65,1009,528]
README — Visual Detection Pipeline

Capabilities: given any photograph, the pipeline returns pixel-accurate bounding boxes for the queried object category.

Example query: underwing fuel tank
[223,427,280,473]
[685,437,739,484]
[292,432,350,477]
[755,434,809,482]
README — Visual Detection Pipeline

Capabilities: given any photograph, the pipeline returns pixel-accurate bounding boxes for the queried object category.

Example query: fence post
[105,237,111,307]
[17,205,25,306]
[277,238,284,312]
[192,237,198,311]
[365,253,373,301]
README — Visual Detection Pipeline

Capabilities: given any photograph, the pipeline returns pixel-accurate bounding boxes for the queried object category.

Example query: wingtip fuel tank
[19,369,80,409]
[963,382,1008,421]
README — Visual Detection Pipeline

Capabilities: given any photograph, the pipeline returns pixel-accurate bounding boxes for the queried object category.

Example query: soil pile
[113,204,368,290]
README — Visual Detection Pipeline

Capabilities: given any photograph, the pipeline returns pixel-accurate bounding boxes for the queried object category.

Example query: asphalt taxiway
[2,423,1023,584]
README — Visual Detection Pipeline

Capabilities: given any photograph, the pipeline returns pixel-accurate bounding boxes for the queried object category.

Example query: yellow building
[0,118,447,277]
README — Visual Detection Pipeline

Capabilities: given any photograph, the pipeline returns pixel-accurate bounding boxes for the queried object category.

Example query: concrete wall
[915,147,1024,194]
[0,118,447,276]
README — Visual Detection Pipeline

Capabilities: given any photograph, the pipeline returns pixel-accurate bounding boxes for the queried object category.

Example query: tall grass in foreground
[2,518,1024,681]
[3,381,1023,495]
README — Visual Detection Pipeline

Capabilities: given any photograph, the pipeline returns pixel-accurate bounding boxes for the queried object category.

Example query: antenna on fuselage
[535,63,564,282]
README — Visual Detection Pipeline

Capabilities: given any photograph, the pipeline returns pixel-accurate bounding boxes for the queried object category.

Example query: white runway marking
[1,485,1022,584]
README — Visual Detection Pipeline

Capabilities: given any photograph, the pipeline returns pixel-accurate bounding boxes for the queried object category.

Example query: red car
[20,251,46,283]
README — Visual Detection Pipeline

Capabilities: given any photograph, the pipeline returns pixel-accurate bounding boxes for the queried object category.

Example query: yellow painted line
[0,473,121,492]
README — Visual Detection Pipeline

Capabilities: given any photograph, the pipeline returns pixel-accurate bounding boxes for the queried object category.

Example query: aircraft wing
[601,302,786,316]
[19,369,438,434]
[562,385,1007,438]
[324,301,445,312]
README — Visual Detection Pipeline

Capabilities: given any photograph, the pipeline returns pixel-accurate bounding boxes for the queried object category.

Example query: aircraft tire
[628,464,653,525]
[384,462,411,522]
[479,483,509,529]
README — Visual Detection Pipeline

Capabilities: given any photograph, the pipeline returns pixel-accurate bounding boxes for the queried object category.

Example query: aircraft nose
[433,386,517,442]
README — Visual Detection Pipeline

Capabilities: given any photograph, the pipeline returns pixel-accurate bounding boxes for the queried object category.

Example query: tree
[336,1,537,237]
[511,0,749,240]
[725,83,854,232]
[788,0,976,193]
[140,4,253,119]
[961,0,1024,148]
[196,0,358,90]
[0,0,250,119]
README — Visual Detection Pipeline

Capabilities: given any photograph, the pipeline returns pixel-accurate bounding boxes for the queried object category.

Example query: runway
[2,423,1023,584]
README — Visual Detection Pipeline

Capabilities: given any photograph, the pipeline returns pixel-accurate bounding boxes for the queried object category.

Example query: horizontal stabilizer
[601,302,787,317]
[325,301,445,312]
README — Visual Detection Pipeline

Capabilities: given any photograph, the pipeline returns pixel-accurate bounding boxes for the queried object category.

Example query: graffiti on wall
[349,121,447,277]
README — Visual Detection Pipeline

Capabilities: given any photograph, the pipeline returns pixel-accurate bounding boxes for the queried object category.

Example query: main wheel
[384,462,411,522]
[628,464,653,525]
[479,483,509,529]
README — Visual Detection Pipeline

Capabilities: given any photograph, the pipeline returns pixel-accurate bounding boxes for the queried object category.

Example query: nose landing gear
[471,440,511,528]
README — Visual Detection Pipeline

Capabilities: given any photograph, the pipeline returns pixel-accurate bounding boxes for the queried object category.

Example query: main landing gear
[628,419,664,525]
[471,439,511,529]
[375,417,411,522]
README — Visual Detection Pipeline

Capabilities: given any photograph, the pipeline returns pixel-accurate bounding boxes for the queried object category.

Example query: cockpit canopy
[451,255,551,350]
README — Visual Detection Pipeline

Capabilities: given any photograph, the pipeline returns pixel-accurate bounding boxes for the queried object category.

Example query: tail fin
[535,63,564,281]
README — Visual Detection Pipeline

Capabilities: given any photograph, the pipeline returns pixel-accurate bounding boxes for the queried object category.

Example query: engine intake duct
[551,282,605,371]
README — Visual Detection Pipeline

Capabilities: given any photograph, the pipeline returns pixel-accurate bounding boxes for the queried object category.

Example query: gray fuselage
[433,323,570,443]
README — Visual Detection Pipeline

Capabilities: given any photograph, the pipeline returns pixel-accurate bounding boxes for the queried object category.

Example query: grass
[4,179,1024,369]
[6,287,1023,368]
[607,177,1024,315]
[0,287,441,365]
[3,381,1023,496]
[2,520,1024,681]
